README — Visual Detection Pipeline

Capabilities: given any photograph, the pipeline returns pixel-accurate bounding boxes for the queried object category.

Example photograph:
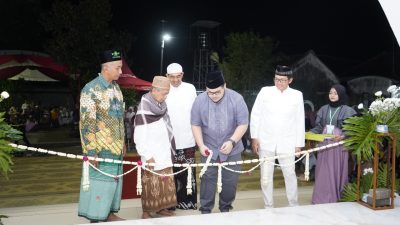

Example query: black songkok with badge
[100,50,122,64]
[206,71,225,89]
[275,65,293,77]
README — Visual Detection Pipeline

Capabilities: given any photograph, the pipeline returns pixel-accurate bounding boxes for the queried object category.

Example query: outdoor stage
[78,202,399,225]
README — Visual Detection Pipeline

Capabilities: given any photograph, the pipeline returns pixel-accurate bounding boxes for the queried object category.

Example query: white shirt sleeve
[133,125,153,160]
[250,88,264,139]
[295,92,305,147]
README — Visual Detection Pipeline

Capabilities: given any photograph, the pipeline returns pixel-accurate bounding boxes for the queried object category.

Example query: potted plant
[341,164,400,202]
[341,85,400,208]
[0,91,22,225]
[0,91,23,177]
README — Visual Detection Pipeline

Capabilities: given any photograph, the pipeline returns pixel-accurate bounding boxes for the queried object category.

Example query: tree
[41,0,132,101]
[212,32,284,107]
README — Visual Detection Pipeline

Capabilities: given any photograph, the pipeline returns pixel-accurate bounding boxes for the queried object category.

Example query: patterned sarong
[141,167,177,212]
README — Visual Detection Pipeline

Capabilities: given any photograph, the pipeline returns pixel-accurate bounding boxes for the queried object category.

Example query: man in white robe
[165,63,198,209]
[250,65,305,208]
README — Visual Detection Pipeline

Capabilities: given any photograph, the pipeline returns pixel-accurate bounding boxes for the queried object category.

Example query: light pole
[160,33,171,75]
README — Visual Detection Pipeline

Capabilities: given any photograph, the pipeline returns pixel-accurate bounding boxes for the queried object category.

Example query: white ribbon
[199,150,213,178]
[82,160,90,191]
[186,166,193,195]
[136,165,142,195]
[304,152,310,181]
[217,164,222,193]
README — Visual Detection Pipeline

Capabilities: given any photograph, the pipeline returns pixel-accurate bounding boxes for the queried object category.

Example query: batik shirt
[80,74,125,159]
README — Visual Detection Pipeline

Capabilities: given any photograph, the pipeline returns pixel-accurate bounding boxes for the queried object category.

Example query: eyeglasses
[273,78,289,83]
[207,89,224,96]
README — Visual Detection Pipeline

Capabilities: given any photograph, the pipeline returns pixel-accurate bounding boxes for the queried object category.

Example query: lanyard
[329,107,341,125]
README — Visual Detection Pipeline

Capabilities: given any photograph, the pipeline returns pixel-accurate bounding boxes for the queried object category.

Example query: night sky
[111,0,399,82]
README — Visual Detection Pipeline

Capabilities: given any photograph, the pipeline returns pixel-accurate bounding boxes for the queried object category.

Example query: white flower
[387,85,400,98]
[1,91,10,99]
[363,168,373,175]
[368,96,400,118]
[357,103,363,109]
[369,100,383,116]
[387,85,397,93]
[375,91,382,97]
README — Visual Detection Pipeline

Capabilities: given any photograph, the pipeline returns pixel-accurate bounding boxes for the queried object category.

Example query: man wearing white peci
[165,63,198,210]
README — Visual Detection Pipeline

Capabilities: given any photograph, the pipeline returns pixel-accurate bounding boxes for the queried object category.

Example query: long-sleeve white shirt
[250,86,305,153]
[165,82,197,149]
[134,118,172,171]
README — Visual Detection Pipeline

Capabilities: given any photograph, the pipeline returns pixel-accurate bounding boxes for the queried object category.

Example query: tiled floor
[1,186,314,225]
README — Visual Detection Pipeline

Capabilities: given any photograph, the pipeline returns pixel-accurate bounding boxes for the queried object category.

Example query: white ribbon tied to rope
[82,156,90,191]
[217,164,222,193]
[136,161,142,195]
[199,149,213,178]
[304,152,310,181]
[186,166,193,195]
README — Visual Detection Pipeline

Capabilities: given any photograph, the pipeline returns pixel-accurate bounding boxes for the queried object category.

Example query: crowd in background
[5,100,80,147]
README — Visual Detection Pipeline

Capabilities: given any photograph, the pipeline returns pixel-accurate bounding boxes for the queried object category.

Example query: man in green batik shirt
[78,50,126,223]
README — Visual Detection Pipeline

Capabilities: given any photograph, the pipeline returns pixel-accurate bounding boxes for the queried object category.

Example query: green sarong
[78,161,123,222]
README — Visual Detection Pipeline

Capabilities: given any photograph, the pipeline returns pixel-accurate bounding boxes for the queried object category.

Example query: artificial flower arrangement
[343,85,400,162]
[340,85,400,202]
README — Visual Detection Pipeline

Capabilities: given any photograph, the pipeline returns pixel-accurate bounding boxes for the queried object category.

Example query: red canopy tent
[0,50,69,82]
[117,59,151,91]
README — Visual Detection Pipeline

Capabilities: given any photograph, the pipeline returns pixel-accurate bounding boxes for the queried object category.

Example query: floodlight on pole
[160,33,171,75]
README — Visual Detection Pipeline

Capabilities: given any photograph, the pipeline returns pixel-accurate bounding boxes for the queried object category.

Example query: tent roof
[9,68,59,82]
[117,59,151,91]
[0,50,68,82]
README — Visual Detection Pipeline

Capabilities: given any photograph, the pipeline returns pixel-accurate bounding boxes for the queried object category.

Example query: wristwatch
[228,138,236,147]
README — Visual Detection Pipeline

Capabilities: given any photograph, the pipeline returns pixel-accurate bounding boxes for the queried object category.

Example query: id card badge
[326,125,335,135]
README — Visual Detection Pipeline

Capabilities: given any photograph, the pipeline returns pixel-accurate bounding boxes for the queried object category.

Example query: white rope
[8,141,344,178]
[222,161,263,174]
[89,162,138,178]
[260,153,307,167]
[142,165,189,177]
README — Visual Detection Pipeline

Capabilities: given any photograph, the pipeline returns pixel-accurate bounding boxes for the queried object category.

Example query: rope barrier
[9,141,344,194]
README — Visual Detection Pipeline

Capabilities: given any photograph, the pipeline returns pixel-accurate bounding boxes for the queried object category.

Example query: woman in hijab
[310,84,356,204]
